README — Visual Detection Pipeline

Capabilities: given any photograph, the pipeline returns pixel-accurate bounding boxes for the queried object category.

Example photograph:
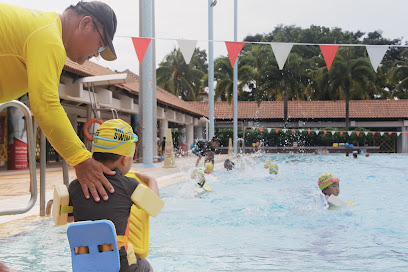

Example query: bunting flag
[275,128,279,133]
[307,130,311,134]
[364,131,369,136]
[323,130,327,135]
[260,128,264,131]
[331,131,336,135]
[372,132,376,135]
[271,43,293,70]
[397,132,401,136]
[380,132,384,136]
[177,39,197,64]
[225,41,245,67]
[347,131,352,136]
[291,129,295,133]
[388,132,392,136]
[340,131,344,135]
[299,129,304,133]
[356,131,360,136]
[315,130,320,135]
[282,128,288,133]
[267,128,272,133]
[319,45,339,71]
[366,45,389,72]
[131,37,152,63]
[244,126,247,130]
[406,132,408,136]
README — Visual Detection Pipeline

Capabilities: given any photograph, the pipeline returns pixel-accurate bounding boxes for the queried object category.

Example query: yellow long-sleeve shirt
[0,3,91,166]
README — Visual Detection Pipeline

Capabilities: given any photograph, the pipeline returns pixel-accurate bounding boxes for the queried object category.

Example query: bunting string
[123,35,408,70]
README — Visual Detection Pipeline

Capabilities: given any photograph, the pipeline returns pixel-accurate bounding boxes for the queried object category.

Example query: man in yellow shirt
[0,1,119,201]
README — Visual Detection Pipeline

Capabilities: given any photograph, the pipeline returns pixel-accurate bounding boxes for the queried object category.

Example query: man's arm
[26,24,114,201]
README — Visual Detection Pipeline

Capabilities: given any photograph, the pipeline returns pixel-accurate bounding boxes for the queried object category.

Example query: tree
[387,49,408,99]
[156,48,205,101]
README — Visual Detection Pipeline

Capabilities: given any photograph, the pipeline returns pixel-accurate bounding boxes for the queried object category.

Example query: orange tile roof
[64,59,207,117]
[188,100,408,119]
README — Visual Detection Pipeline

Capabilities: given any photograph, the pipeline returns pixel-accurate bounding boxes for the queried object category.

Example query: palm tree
[387,49,408,99]
[327,54,377,129]
[156,48,204,101]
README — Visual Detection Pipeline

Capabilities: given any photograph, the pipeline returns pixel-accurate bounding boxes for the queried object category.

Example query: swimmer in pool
[317,173,340,200]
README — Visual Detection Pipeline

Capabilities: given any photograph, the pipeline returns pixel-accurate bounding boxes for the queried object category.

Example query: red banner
[8,138,27,170]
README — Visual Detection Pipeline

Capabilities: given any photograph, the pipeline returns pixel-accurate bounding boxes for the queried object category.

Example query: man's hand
[74,157,115,201]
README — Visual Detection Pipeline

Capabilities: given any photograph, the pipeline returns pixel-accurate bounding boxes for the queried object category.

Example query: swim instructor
[0,1,118,201]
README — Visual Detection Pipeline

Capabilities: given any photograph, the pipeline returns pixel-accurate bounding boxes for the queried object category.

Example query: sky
[4,0,408,74]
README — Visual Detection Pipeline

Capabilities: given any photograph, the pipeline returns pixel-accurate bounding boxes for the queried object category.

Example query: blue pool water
[1,154,408,271]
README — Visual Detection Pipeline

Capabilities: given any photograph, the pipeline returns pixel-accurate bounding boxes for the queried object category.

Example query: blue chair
[67,220,120,272]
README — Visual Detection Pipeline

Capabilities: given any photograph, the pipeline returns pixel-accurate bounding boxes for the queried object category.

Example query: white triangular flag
[331,131,336,135]
[282,128,287,133]
[315,130,320,135]
[299,129,303,133]
[347,131,352,136]
[177,39,198,64]
[267,128,271,133]
[364,131,368,136]
[397,132,401,136]
[271,43,293,70]
[366,45,389,72]
[380,132,384,136]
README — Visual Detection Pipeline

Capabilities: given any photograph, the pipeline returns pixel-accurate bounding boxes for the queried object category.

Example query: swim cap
[318,173,340,191]
[93,119,137,157]
[264,160,271,169]
[204,162,213,173]
[269,163,278,175]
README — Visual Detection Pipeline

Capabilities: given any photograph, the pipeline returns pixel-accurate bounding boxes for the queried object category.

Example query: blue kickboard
[67,220,120,272]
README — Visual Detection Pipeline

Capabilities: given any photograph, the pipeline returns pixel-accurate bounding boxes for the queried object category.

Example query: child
[269,163,279,175]
[224,159,235,171]
[68,119,158,272]
[264,160,271,169]
[317,173,340,200]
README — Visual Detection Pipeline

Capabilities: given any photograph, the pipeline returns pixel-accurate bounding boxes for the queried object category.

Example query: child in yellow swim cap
[318,173,340,200]
[264,160,271,169]
[68,119,158,271]
[269,163,279,175]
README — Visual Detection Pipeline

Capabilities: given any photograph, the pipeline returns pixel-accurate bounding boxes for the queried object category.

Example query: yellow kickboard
[131,184,164,218]
[128,204,149,259]
[52,185,70,226]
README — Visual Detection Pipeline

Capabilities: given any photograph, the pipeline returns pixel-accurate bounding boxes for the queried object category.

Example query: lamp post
[208,0,216,139]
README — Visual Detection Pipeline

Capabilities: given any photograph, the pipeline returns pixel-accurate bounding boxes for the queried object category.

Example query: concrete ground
[0,153,228,239]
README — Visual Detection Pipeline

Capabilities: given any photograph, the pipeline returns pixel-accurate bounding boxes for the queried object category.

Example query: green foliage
[215,127,375,147]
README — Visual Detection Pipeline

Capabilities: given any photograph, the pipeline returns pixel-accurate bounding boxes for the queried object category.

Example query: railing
[0,100,37,216]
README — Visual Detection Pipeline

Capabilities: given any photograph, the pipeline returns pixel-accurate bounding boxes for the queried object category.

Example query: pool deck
[0,154,228,239]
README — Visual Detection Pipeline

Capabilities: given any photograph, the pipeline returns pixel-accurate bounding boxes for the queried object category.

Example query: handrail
[0,100,37,216]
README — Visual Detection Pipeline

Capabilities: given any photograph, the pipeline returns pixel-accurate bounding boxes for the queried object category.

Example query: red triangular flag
[307,130,311,134]
[323,130,327,135]
[291,129,295,133]
[340,131,344,135]
[319,45,339,71]
[388,132,392,136]
[372,132,376,136]
[225,41,245,67]
[131,37,152,63]
[244,126,247,130]
[275,128,279,133]
[356,131,360,136]
[260,128,264,131]
[406,132,408,136]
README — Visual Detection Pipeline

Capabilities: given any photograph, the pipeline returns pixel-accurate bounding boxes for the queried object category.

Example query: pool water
[1,154,408,271]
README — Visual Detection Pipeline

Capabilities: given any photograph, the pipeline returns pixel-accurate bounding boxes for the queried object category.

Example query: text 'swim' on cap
[79,1,117,61]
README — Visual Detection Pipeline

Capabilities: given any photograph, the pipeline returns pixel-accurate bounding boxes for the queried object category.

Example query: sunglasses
[92,21,107,54]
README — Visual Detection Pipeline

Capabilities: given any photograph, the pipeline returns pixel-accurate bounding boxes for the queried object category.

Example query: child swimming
[318,173,340,200]
[269,163,279,175]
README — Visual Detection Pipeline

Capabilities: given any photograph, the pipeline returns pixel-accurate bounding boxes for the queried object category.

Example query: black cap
[78,1,117,61]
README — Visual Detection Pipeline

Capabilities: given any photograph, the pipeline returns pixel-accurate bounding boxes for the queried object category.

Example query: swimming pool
[1,154,408,271]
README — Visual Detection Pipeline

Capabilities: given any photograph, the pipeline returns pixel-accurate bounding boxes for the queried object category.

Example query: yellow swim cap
[204,162,213,173]
[269,163,278,174]
[264,160,271,169]
[318,173,340,191]
[93,119,137,157]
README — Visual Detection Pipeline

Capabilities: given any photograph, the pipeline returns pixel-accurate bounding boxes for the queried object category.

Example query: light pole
[233,0,238,153]
[208,0,216,139]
